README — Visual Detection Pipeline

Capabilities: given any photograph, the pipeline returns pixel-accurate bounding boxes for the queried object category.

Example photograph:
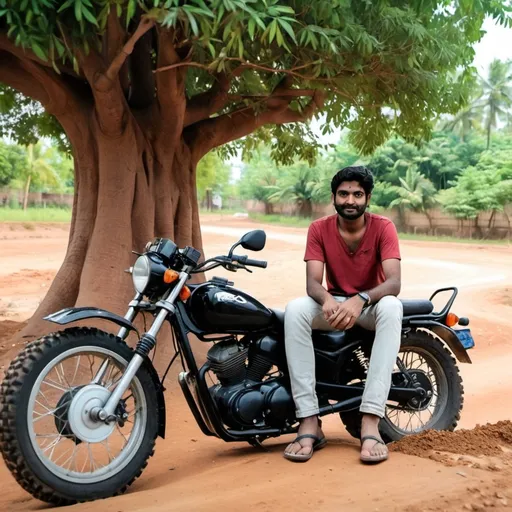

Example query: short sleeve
[304,223,325,262]
[379,221,401,261]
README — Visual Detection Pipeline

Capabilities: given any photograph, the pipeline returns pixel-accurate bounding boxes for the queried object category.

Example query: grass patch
[0,207,72,222]
[398,232,511,246]
[248,213,313,228]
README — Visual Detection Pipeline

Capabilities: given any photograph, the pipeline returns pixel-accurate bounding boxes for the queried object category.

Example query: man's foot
[360,413,388,464]
[283,415,326,462]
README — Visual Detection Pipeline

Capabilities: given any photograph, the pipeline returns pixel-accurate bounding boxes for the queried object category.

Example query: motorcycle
[0,230,475,505]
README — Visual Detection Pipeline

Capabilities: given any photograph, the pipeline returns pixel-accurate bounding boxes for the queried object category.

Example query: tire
[340,329,464,443]
[0,327,159,505]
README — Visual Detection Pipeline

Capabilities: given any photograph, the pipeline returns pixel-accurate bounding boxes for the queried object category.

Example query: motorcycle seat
[401,299,434,316]
[271,298,434,332]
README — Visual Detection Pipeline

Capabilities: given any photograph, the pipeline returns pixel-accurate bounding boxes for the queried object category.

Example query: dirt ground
[1,216,512,511]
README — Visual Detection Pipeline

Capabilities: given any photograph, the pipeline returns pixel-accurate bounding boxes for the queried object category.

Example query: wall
[242,200,512,240]
[0,188,74,208]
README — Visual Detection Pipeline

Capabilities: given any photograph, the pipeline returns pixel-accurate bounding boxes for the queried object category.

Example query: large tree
[0,1,509,338]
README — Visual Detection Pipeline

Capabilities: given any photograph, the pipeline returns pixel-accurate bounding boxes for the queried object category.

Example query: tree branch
[0,31,83,80]
[184,71,234,127]
[155,27,187,137]
[0,52,90,150]
[0,53,49,105]
[188,79,324,163]
[96,17,155,91]
[103,8,129,95]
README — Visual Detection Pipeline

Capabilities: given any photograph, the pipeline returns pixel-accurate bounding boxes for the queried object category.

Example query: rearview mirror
[240,230,266,252]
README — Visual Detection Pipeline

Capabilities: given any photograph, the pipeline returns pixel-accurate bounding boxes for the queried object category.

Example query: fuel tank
[186,283,274,333]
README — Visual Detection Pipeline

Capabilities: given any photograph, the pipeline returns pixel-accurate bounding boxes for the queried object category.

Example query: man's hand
[322,295,340,321]
[328,296,365,330]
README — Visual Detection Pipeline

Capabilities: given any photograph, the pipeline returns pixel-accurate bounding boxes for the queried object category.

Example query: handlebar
[232,255,268,269]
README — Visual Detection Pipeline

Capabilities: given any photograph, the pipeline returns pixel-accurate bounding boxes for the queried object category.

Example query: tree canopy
[1,0,511,162]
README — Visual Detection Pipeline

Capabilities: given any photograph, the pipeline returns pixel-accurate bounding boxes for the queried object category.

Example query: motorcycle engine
[206,338,295,429]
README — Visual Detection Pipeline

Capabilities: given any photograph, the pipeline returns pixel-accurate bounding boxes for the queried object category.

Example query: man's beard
[334,202,367,220]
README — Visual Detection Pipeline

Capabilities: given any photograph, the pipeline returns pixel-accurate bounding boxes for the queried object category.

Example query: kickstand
[247,437,268,451]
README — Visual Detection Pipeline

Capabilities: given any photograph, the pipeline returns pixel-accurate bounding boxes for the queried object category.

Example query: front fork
[96,270,190,419]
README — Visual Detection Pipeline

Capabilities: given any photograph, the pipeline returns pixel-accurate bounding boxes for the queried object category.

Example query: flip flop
[360,435,389,464]
[283,434,327,463]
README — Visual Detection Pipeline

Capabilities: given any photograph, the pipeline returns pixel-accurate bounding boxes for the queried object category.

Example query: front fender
[45,308,166,437]
[45,307,138,335]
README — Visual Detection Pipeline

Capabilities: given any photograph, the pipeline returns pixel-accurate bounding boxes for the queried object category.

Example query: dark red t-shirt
[304,213,401,295]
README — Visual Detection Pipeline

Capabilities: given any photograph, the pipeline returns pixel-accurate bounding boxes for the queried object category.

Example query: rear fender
[409,321,472,364]
[45,307,138,336]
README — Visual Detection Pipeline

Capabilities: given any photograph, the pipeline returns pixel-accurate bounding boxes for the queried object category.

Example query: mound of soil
[391,421,512,457]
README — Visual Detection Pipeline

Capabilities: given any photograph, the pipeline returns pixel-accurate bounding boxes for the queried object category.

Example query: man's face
[333,181,370,220]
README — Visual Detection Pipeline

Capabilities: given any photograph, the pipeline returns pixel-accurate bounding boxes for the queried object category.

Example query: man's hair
[330,166,374,196]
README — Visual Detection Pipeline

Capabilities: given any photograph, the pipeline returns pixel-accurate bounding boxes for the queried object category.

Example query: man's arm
[306,260,339,318]
[328,259,401,330]
[365,258,401,304]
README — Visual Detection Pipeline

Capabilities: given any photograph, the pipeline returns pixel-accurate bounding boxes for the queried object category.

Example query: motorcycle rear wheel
[0,327,159,505]
[339,329,464,443]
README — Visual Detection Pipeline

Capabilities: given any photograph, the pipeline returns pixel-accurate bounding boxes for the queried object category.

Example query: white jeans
[284,295,403,419]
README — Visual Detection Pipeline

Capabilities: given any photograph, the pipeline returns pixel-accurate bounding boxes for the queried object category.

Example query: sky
[230,17,512,179]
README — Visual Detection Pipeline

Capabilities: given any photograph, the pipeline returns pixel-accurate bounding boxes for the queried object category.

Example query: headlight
[132,255,151,293]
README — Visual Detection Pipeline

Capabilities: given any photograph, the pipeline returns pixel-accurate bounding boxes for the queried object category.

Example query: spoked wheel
[0,328,159,505]
[340,330,464,443]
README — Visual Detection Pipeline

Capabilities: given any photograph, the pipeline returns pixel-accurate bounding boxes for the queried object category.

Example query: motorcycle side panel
[44,307,138,334]
[186,283,274,333]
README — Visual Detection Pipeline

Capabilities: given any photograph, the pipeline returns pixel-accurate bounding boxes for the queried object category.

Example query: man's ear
[367,193,372,207]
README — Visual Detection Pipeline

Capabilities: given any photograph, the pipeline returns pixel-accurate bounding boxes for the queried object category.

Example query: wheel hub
[405,370,434,411]
[54,386,84,444]
[68,385,116,443]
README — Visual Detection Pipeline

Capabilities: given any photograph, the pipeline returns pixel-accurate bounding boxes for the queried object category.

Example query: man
[283,166,403,464]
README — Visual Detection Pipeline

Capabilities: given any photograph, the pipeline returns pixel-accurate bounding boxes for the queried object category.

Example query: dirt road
[0,217,511,511]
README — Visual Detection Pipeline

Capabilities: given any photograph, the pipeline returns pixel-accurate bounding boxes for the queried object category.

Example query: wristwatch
[357,292,371,307]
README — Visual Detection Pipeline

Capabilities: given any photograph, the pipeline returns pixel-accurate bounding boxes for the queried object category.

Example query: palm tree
[442,102,481,142]
[267,162,327,218]
[478,59,512,149]
[390,166,438,232]
[22,143,60,210]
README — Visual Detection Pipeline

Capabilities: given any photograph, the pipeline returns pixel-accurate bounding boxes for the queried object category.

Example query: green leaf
[81,5,98,26]
[31,41,48,61]
[278,18,297,43]
[72,55,79,74]
[52,60,61,74]
[74,0,82,21]
[53,37,65,57]
[238,37,244,59]
[186,5,214,18]
[269,19,277,44]
[248,18,255,40]
[276,25,283,47]
[57,0,74,13]
[273,5,295,14]
[127,0,137,24]
[184,9,199,36]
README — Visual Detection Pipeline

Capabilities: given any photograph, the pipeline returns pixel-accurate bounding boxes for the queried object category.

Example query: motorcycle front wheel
[340,329,464,443]
[0,327,159,505]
